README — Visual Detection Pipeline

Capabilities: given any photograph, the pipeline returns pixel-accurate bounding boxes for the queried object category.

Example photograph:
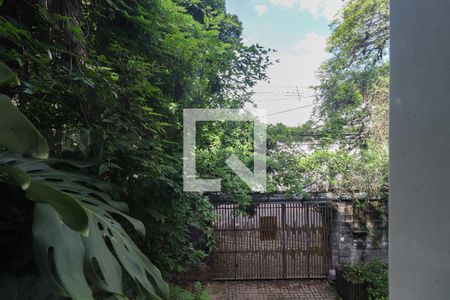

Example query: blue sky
[225,0,344,126]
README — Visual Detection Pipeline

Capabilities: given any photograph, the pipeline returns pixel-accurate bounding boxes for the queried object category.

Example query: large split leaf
[0,152,169,299]
[33,204,93,300]
[0,153,89,234]
[0,165,30,189]
[0,61,16,85]
[0,95,49,159]
[26,182,89,235]
[0,63,48,158]
[0,62,168,299]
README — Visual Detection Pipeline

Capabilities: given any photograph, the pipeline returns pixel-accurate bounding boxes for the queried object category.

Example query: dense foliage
[343,258,389,300]
[0,62,168,299]
[267,0,390,198]
[315,0,389,149]
[169,282,210,300]
[0,0,272,279]
[314,0,389,197]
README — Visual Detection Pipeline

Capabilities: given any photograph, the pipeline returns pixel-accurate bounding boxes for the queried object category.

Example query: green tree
[265,0,389,198]
[311,0,389,196]
[0,62,168,299]
[0,0,272,276]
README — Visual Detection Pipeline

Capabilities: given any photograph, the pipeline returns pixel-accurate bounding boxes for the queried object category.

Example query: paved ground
[205,280,339,300]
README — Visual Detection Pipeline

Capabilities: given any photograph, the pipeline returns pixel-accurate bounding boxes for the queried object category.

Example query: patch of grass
[170,282,211,300]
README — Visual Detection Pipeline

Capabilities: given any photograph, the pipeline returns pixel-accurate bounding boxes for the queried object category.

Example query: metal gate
[211,200,332,280]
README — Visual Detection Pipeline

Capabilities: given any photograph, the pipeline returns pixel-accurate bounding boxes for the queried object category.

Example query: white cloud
[269,0,295,9]
[294,32,328,56]
[267,0,343,19]
[265,32,328,88]
[255,4,267,16]
[250,33,330,126]
[299,0,343,21]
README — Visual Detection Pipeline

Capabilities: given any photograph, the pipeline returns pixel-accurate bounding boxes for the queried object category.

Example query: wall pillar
[390,1,450,299]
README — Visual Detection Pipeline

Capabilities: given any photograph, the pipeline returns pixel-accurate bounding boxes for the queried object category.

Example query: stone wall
[331,200,388,267]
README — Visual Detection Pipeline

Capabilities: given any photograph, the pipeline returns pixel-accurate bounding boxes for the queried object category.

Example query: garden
[0,0,389,299]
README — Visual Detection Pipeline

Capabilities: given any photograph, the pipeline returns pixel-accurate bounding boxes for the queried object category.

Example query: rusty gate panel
[211,200,332,280]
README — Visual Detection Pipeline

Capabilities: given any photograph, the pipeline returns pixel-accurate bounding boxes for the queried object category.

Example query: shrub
[343,258,388,300]
[170,282,211,300]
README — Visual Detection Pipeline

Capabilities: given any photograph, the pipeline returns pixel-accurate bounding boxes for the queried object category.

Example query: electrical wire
[263,104,315,117]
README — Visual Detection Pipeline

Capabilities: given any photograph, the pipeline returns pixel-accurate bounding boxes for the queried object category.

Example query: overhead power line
[255,97,301,102]
[254,96,317,102]
[252,91,317,94]
[255,84,316,89]
[263,104,315,117]
[296,86,302,102]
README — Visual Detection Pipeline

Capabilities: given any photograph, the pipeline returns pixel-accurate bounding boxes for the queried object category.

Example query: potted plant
[336,265,369,300]
[335,258,388,300]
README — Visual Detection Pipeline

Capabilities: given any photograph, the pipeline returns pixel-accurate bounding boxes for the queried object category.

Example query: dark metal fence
[211,200,332,280]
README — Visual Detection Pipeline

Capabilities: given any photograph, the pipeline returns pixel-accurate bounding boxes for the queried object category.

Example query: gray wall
[390,1,450,299]
[331,201,388,267]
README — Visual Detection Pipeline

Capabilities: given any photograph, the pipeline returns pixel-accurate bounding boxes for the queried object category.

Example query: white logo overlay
[183,109,267,192]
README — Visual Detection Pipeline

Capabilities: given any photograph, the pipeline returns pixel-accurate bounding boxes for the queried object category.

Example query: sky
[226,0,344,126]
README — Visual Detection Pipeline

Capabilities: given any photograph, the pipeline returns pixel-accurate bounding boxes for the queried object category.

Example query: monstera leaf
[0,61,17,85]
[0,95,49,159]
[0,62,48,159]
[0,153,168,299]
[0,62,169,299]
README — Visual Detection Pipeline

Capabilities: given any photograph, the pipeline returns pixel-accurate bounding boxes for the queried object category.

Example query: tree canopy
[266,0,389,198]
[0,0,272,296]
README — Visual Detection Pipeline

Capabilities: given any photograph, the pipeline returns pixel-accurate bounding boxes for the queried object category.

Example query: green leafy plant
[0,63,168,299]
[343,258,388,300]
[169,282,210,300]
[0,0,272,277]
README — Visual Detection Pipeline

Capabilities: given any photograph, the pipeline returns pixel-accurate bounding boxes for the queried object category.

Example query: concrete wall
[390,1,450,299]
